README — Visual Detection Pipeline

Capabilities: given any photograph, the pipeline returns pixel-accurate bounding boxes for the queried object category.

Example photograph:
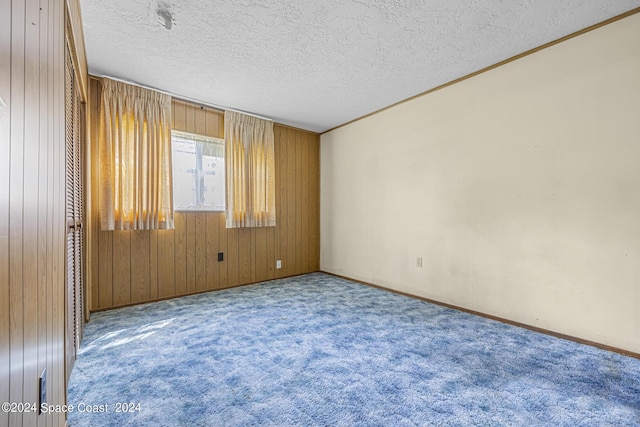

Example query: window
[171,130,225,211]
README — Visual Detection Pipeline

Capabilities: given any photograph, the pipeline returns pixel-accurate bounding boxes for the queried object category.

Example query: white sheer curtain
[224,110,276,228]
[98,78,174,230]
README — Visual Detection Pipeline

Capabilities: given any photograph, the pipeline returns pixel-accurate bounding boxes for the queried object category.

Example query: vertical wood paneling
[97,232,113,308]
[1,0,70,425]
[88,96,320,310]
[173,100,186,132]
[185,213,196,294]
[149,230,158,299]
[185,101,195,133]
[250,228,256,282]
[275,126,286,279]
[265,225,276,280]
[130,231,150,303]
[300,132,310,272]
[173,213,187,294]
[195,105,207,135]
[226,227,239,287]
[23,3,41,421]
[0,232,7,425]
[238,228,251,285]
[195,213,207,291]
[271,128,281,278]
[9,3,27,422]
[218,213,229,288]
[286,128,297,277]
[294,130,303,273]
[112,231,131,306]
[205,108,221,138]
[0,0,10,420]
[308,134,320,271]
[205,214,219,290]
[157,229,175,298]
[266,125,278,280]
[254,227,267,281]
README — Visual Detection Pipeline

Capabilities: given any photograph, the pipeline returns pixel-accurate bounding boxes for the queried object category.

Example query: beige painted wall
[320,13,640,353]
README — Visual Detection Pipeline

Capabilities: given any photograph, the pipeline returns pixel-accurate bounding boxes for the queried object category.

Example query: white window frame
[171,130,225,212]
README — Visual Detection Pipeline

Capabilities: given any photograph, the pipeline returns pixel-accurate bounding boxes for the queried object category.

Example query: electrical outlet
[416,257,423,268]
[276,260,282,269]
[217,252,224,262]
[38,368,46,414]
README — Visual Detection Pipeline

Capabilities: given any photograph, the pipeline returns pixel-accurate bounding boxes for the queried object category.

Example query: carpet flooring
[68,273,640,426]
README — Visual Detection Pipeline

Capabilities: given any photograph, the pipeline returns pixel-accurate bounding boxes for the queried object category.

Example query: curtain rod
[98,75,274,122]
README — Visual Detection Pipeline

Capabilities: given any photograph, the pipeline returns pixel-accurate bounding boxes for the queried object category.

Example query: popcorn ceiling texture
[80,0,640,132]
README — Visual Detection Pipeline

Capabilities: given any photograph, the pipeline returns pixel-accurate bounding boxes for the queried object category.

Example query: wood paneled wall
[88,79,320,311]
[1,1,72,426]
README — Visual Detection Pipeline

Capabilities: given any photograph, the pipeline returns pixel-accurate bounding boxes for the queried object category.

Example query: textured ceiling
[79,0,640,133]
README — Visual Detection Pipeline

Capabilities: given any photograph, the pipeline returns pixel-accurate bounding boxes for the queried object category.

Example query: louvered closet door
[65,42,85,381]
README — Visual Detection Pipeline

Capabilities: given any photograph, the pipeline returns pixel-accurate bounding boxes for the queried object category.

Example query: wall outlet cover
[39,368,46,414]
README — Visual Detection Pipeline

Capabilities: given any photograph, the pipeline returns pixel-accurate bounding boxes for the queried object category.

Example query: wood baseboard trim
[322,271,640,360]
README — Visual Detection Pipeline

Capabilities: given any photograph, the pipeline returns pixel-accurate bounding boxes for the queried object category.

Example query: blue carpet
[68,273,640,426]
